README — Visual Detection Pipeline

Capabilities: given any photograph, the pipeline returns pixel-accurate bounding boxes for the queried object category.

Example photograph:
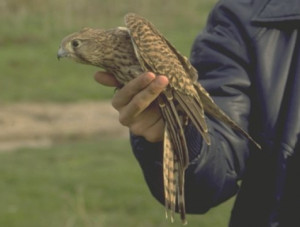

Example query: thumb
[94,71,121,87]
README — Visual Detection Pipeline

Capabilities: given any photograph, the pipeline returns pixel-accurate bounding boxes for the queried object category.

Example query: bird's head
[57,27,110,67]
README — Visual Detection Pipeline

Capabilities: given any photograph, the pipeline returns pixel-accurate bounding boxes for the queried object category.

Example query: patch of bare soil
[0,101,128,151]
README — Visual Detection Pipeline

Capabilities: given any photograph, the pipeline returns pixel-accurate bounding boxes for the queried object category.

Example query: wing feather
[173,90,211,145]
[125,13,198,81]
[195,83,261,149]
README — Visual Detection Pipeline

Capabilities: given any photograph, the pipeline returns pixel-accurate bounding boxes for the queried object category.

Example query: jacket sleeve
[130,2,253,214]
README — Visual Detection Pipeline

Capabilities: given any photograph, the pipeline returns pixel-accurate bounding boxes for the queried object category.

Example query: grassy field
[0,0,238,226]
[0,139,233,227]
[0,0,217,102]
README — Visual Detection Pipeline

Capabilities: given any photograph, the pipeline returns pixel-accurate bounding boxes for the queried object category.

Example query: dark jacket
[131,0,300,226]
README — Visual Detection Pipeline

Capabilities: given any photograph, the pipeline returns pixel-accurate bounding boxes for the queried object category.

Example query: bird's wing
[125,13,260,150]
[125,13,193,224]
[124,13,198,82]
[124,13,210,146]
[194,83,261,149]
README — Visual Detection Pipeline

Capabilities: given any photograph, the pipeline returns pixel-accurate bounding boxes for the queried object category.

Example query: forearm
[183,120,248,213]
[130,0,254,214]
[130,134,165,205]
[130,118,249,213]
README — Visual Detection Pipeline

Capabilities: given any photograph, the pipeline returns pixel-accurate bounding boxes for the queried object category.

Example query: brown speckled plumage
[58,13,260,224]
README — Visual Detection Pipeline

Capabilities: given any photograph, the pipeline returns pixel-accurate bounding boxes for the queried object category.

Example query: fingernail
[156,76,169,87]
[147,72,156,79]
[143,72,156,83]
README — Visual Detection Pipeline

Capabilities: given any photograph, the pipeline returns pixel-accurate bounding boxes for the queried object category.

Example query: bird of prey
[57,13,260,224]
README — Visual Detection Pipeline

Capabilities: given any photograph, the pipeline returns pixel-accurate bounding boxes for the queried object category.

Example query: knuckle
[118,113,130,127]
[131,99,146,112]
[147,84,161,96]
[111,98,118,109]
[111,92,122,110]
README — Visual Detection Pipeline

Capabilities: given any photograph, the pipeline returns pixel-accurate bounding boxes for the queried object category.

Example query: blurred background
[0,0,235,226]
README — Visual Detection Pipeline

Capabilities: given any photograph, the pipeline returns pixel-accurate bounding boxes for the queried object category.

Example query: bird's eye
[71,40,80,48]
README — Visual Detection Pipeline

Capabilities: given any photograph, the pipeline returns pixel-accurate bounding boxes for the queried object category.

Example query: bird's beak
[57,47,68,60]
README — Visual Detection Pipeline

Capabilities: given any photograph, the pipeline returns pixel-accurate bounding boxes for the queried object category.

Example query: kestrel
[57,13,260,224]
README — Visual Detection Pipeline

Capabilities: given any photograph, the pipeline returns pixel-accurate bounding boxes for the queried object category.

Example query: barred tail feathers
[158,92,188,224]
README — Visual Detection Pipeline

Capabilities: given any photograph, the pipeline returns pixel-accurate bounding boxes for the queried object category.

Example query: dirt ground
[0,101,128,151]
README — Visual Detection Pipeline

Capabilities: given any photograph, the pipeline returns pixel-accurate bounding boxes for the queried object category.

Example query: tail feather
[160,91,189,167]
[158,92,188,224]
[163,126,176,222]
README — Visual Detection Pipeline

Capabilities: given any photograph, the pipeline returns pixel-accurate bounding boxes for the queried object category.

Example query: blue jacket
[131,0,300,226]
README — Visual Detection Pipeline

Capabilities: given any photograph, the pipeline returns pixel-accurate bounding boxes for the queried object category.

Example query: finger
[128,102,164,142]
[129,75,169,114]
[125,102,161,130]
[94,71,120,87]
[112,72,156,109]
[118,76,168,125]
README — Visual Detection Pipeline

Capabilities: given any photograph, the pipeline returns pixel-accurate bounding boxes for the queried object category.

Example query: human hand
[94,71,169,142]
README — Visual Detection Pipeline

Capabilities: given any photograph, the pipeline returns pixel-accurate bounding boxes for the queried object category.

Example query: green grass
[0,1,234,226]
[0,139,234,227]
[0,41,114,102]
[0,0,217,103]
